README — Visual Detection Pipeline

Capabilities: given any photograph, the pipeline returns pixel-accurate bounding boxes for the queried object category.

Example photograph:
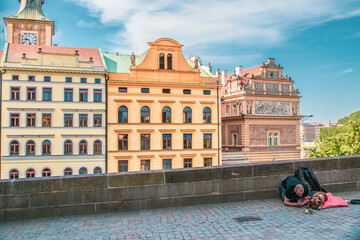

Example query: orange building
[104,38,221,172]
[221,58,303,162]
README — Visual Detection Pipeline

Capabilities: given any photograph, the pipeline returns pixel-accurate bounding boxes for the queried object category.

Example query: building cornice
[108,80,221,88]
[222,93,301,101]
[1,67,106,75]
[222,115,304,121]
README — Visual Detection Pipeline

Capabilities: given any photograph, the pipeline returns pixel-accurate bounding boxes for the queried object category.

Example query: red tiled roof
[226,73,234,81]
[0,51,3,62]
[225,65,263,81]
[6,44,103,67]
[242,65,262,77]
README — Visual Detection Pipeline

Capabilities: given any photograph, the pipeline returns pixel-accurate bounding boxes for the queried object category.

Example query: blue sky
[1,0,360,124]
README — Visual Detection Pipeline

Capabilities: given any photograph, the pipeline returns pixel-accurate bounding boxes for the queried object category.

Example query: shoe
[350,199,360,204]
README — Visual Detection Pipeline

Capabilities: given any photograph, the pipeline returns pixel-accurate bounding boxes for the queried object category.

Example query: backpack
[295,167,327,193]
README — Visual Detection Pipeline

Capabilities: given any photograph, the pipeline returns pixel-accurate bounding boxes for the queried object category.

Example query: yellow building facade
[0,44,106,179]
[0,0,106,179]
[105,38,222,172]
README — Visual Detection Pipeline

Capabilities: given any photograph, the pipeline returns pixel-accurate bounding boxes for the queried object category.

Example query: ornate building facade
[221,58,303,162]
[4,0,54,46]
[105,38,221,172]
[0,0,106,179]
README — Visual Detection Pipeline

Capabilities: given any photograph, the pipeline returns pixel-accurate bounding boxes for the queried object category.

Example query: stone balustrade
[0,155,359,221]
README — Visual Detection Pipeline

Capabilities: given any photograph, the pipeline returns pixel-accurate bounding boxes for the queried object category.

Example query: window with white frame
[267,130,279,146]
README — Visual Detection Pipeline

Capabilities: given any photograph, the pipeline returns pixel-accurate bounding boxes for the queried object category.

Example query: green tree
[306,120,360,158]
[320,125,348,142]
[337,111,360,124]
[337,116,349,125]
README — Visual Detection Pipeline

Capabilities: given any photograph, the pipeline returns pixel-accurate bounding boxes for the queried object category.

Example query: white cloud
[67,0,360,54]
[338,68,353,75]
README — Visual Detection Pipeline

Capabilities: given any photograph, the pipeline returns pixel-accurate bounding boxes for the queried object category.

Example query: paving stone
[0,191,358,239]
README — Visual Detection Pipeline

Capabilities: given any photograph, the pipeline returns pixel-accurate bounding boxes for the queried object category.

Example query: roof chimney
[21,53,27,65]
[235,66,242,77]
[221,70,227,86]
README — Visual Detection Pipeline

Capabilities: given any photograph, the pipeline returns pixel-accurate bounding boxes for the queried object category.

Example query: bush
[306,120,360,158]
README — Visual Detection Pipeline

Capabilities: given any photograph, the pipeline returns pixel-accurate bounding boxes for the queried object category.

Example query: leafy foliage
[337,111,360,125]
[305,120,360,158]
[320,125,348,142]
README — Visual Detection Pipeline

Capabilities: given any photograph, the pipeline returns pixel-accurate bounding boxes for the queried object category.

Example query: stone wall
[1,156,359,221]
[249,125,296,145]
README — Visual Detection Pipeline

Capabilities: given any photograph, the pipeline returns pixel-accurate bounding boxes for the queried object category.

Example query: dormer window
[159,53,165,69]
[167,54,172,70]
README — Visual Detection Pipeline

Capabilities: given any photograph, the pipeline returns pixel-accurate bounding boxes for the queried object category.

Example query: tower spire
[8,0,51,21]
[4,0,55,45]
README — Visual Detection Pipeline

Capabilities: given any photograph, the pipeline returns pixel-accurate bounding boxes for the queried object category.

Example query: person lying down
[280,176,312,207]
[280,176,349,209]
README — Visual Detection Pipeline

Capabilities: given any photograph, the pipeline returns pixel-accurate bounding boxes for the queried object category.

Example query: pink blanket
[321,193,349,209]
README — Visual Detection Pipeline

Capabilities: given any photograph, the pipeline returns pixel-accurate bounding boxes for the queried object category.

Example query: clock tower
[4,0,54,46]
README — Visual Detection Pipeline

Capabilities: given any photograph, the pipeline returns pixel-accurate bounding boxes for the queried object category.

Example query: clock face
[22,33,37,45]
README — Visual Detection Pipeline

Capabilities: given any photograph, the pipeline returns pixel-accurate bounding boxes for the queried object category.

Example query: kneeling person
[280,176,311,207]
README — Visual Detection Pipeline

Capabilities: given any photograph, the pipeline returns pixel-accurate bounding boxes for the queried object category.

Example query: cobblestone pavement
[0,191,359,240]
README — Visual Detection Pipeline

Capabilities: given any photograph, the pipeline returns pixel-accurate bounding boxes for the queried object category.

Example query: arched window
[118,106,128,123]
[42,168,51,177]
[64,140,73,155]
[79,167,87,175]
[42,140,51,155]
[94,140,102,155]
[26,140,35,155]
[64,168,73,176]
[203,107,211,123]
[94,167,102,174]
[10,140,20,155]
[159,53,165,69]
[226,105,230,116]
[79,140,88,155]
[233,105,237,115]
[167,54,172,70]
[162,106,171,123]
[26,168,35,178]
[141,106,150,123]
[183,107,192,123]
[10,169,19,179]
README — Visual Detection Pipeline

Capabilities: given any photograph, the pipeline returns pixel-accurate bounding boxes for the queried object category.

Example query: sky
[1,0,360,124]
